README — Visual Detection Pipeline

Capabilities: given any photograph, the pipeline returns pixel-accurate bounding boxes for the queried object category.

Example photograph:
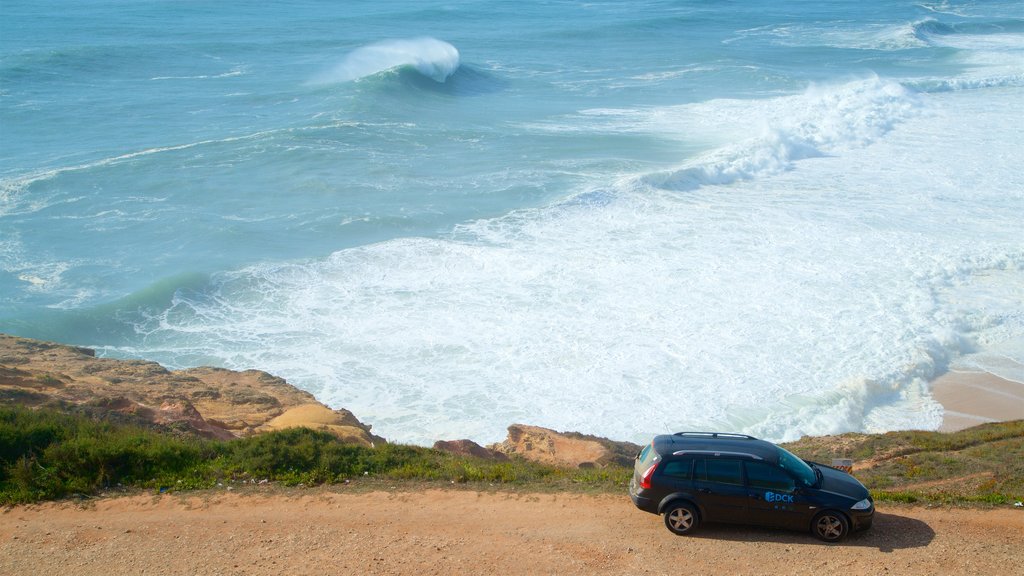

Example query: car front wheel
[663,502,699,535]
[811,510,849,543]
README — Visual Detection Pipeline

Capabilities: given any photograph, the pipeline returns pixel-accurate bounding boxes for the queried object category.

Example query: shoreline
[931,368,1024,432]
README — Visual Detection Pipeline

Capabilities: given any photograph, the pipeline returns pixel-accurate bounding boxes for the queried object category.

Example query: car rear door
[692,458,749,523]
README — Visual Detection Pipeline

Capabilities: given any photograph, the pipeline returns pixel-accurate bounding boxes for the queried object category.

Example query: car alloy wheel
[812,511,849,542]
[663,503,699,535]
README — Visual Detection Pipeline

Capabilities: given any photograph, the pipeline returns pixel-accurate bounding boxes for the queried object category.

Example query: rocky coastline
[0,334,636,467]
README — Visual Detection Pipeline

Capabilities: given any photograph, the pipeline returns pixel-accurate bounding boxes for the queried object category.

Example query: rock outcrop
[260,404,382,447]
[489,424,641,468]
[432,439,509,461]
[0,334,384,445]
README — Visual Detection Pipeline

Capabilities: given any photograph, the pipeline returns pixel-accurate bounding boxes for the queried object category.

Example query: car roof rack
[672,432,757,440]
[671,449,763,460]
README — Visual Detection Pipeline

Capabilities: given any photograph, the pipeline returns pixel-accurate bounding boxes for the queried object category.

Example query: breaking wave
[641,77,919,192]
[310,37,460,84]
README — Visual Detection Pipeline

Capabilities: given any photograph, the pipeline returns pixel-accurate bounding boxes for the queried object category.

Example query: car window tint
[694,458,706,480]
[661,458,693,480]
[703,459,743,486]
[745,461,796,492]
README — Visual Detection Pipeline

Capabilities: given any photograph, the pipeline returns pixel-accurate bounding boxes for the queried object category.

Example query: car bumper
[629,489,658,514]
[849,507,874,532]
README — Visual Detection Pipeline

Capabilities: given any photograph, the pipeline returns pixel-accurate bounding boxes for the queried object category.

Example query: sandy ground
[932,368,1024,432]
[2,488,1021,576]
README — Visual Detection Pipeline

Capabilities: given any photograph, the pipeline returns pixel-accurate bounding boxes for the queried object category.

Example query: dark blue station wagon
[629,432,874,542]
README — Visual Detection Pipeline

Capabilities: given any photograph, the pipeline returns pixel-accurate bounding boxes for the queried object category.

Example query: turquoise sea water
[2,1,1022,444]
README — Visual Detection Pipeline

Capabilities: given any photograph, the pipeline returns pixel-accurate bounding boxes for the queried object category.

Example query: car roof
[651,432,780,463]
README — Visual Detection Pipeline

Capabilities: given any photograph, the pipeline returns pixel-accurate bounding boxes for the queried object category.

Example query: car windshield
[776,446,818,487]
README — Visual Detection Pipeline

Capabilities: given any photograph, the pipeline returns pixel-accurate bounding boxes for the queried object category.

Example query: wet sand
[931,368,1024,432]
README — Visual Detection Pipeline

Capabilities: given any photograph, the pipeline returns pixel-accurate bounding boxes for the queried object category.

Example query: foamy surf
[631,77,921,192]
[100,83,1024,446]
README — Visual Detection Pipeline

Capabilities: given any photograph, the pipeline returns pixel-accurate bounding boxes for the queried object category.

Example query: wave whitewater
[640,77,919,192]
[310,37,460,84]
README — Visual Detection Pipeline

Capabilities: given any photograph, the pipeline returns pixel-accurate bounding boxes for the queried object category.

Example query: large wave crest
[312,37,460,84]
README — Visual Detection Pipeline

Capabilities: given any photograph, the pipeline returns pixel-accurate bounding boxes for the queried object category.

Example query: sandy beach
[1,489,1021,576]
[932,368,1024,432]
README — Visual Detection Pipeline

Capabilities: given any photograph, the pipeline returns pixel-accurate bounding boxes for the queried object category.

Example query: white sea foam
[310,37,460,84]
[726,22,929,51]
[917,2,971,18]
[120,83,1024,446]
[640,78,919,192]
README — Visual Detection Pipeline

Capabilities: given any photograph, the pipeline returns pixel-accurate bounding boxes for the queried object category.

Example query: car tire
[811,510,849,543]
[663,502,699,535]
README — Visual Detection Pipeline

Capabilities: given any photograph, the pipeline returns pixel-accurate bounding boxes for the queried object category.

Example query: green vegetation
[781,421,1024,506]
[0,405,629,504]
[2,405,1020,506]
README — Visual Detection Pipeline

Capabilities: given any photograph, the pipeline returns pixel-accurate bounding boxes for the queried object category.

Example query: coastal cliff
[0,334,383,447]
[0,334,638,464]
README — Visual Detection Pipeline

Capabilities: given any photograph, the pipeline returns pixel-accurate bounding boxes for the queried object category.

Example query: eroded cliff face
[489,424,641,469]
[0,334,384,446]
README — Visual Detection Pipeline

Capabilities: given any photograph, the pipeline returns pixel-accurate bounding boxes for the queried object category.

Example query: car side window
[661,458,693,480]
[694,458,705,480]
[745,461,796,492]
[700,458,744,486]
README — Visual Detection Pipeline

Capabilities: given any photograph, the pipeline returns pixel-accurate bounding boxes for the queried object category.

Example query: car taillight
[639,462,658,490]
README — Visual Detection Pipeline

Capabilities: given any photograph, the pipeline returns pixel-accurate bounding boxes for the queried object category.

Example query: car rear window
[635,442,657,471]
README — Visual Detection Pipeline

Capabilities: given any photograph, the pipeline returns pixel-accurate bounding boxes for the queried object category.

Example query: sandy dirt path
[2,488,1021,575]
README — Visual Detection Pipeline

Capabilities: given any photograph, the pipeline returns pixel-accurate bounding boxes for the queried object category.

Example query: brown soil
[2,488,1021,576]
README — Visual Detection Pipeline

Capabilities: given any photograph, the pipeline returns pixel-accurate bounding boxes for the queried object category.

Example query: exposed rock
[433,439,509,461]
[489,424,642,468]
[0,334,383,445]
[260,404,385,447]
[154,398,236,441]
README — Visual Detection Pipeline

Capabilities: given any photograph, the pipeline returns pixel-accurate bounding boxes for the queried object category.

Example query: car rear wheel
[811,510,849,543]
[663,502,699,535]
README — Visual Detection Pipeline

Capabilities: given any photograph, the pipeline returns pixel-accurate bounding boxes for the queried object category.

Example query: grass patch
[782,420,1024,463]
[0,406,626,504]
[783,420,1024,506]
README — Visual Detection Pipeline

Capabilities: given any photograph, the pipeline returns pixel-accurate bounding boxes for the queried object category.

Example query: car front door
[692,458,749,523]
[743,460,813,530]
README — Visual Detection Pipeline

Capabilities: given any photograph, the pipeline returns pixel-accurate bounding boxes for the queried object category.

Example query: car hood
[815,464,870,501]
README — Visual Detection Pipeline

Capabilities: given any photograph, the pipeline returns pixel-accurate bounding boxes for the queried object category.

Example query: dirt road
[2,488,1021,575]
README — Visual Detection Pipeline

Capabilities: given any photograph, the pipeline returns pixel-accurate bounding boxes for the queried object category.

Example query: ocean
[2,0,1022,445]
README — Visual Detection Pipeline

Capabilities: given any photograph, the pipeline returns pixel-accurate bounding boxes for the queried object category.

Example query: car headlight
[851,498,872,510]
